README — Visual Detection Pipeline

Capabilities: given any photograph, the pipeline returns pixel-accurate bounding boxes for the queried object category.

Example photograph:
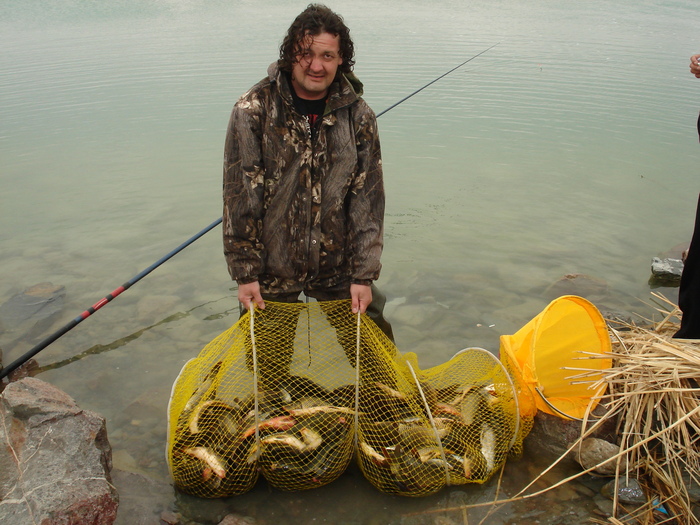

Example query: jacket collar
[267,62,363,114]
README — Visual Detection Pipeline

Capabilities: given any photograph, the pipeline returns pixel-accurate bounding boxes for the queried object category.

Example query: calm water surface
[1,1,699,523]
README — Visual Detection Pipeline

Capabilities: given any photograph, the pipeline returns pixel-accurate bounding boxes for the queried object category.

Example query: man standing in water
[223,4,393,339]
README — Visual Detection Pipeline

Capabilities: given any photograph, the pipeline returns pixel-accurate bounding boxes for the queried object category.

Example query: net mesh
[166,300,531,498]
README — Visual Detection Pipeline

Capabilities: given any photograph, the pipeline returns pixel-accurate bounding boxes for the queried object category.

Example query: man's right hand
[238,281,265,311]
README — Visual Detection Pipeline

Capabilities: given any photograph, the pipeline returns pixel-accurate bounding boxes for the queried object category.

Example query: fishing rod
[0,44,498,381]
[0,218,221,380]
[375,42,499,118]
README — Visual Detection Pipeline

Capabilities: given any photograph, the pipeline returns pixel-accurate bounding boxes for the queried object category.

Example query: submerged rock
[544,274,608,301]
[0,377,118,524]
[0,282,65,328]
[0,282,66,346]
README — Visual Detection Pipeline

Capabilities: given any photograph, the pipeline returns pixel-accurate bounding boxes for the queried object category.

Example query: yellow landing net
[166,300,530,498]
[499,295,612,420]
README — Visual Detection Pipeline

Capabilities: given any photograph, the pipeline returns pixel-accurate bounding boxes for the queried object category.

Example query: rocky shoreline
[3,370,697,524]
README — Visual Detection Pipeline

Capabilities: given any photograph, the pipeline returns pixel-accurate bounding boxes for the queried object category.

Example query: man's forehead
[299,31,340,50]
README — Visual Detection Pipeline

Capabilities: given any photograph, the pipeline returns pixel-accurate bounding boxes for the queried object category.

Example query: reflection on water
[1,0,699,522]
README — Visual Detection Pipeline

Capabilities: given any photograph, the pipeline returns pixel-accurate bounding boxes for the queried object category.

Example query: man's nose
[308,56,323,71]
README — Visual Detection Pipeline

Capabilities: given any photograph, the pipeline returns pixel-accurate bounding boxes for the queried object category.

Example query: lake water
[1,0,699,523]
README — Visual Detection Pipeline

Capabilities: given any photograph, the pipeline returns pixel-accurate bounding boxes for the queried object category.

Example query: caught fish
[188,399,240,434]
[442,452,469,477]
[433,402,462,418]
[385,445,445,492]
[285,396,331,411]
[182,361,222,415]
[299,426,323,451]
[398,425,441,450]
[201,466,222,488]
[424,457,452,471]
[458,392,482,426]
[241,414,296,439]
[359,441,388,467]
[480,424,497,472]
[374,382,408,400]
[416,446,444,463]
[239,387,293,415]
[286,405,356,418]
[461,455,474,479]
[260,433,308,452]
[302,411,351,441]
[266,440,348,485]
[400,418,452,441]
[183,446,226,479]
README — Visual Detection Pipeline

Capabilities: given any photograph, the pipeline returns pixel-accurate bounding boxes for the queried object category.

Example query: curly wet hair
[278,4,355,74]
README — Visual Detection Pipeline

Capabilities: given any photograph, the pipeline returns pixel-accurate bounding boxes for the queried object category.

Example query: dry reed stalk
[595,302,700,525]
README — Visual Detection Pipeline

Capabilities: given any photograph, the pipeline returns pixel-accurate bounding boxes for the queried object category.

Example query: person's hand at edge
[690,54,700,78]
[238,281,265,311]
[350,283,372,314]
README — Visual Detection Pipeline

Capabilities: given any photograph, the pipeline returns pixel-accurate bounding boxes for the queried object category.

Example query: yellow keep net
[166,300,530,498]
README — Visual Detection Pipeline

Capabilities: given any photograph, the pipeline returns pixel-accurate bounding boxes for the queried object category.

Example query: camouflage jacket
[223,63,385,295]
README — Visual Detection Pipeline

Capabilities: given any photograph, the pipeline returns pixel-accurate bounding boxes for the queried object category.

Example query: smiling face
[290,32,343,100]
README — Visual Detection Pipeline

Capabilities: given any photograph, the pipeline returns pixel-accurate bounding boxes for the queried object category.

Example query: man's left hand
[350,283,372,314]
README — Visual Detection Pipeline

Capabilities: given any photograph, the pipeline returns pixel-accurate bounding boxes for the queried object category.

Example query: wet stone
[601,477,646,505]
[574,437,624,476]
[650,257,683,285]
[160,511,181,524]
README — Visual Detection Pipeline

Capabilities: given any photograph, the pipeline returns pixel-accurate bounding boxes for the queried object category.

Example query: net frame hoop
[452,347,521,451]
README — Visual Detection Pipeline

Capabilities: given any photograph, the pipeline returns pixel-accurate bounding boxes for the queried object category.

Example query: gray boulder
[650,257,683,284]
[0,377,118,524]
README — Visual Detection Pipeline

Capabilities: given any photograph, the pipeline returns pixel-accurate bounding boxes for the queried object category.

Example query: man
[674,54,700,339]
[223,4,393,340]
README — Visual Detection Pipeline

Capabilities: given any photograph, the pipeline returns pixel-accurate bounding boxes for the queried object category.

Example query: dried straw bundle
[597,295,700,523]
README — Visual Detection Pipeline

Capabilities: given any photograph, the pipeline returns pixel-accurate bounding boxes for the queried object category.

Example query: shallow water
[1,0,699,522]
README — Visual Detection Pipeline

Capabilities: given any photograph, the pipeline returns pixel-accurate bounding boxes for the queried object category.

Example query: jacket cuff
[350,279,373,286]
[236,276,258,285]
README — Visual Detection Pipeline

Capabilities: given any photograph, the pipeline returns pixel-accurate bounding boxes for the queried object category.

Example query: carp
[183,446,226,479]
[241,414,297,439]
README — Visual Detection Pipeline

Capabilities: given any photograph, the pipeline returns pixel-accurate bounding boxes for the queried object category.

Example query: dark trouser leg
[308,283,395,345]
[675,193,700,338]
[312,285,397,387]
[366,284,395,343]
